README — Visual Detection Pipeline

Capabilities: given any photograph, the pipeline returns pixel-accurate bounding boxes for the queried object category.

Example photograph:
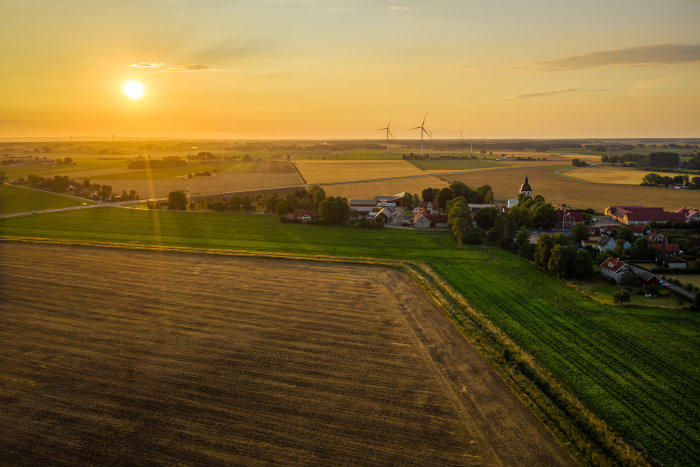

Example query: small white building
[600,258,631,283]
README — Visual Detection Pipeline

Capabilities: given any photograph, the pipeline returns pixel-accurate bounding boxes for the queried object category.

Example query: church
[519,175,532,197]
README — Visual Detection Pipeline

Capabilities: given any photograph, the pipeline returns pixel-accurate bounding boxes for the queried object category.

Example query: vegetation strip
[1,235,646,465]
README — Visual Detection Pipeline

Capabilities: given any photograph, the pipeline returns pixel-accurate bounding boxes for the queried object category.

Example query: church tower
[519,175,532,197]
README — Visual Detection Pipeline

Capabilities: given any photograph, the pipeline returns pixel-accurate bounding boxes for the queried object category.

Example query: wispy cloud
[537,44,700,71]
[383,6,411,11]
[161,64,211,72]
[128,62,211,72]
[514,88,609,99]
[129,61,165,69]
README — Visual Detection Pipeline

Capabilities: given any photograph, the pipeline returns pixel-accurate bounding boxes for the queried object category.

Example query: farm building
[663,256,688,269]
[413,201,439,215]
[604,206,686,225]
[413,210,448,229]
[556,209,584,229]
[676,207,700,222]
[630,266,661,287]
[287,210,315,222]
[350,193,405,217]
[368,207,395,224]
[600,258,631,283]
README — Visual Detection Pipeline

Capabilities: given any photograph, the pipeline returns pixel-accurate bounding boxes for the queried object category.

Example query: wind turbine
[378,119,392,152]
[411,114,431,157]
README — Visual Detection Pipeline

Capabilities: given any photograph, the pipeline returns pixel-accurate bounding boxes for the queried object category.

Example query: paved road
[630,265,696,302]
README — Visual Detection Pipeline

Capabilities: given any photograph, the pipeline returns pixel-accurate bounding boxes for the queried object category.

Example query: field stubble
[0,243,571,465]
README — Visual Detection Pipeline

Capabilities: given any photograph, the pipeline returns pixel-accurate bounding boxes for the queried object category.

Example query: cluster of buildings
[605,206,700,225]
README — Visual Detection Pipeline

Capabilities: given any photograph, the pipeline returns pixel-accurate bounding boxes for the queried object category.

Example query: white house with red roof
[600,258,632,282]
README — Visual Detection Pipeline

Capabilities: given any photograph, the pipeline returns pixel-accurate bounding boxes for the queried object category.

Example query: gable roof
[607,206,685,222]
[653,243,680,253]
[600,257,628,273]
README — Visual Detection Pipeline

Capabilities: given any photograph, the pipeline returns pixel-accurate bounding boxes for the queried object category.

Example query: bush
[613,290,630,306]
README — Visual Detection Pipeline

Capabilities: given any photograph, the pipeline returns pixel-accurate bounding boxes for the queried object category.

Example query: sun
[123,80,144,99]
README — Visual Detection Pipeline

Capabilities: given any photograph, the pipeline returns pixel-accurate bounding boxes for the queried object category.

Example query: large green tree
[168,190,187,210]
[319,196,350,225]
[447,197,471,244]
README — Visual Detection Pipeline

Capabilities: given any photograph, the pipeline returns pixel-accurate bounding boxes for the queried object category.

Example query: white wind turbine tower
[378,119,393,152]
[411,114,431,157]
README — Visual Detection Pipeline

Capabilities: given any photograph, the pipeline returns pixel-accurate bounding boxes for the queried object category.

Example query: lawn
[407,158,501,171]
[0,184,91,214]
[1,208,698,464]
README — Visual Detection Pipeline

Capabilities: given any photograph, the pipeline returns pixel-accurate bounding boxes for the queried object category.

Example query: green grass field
[1,208,698,465]
[0,184,91,214]
[407,158,501,171]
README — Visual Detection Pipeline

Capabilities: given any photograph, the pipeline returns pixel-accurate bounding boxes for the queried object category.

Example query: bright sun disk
[123,80,144,99]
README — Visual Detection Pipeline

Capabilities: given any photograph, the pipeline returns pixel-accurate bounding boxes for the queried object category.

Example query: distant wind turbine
[378,119,393,152]
[410,114,431,157]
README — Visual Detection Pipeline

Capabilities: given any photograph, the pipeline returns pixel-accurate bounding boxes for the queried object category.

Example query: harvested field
[0,243,571,465]
[323,176,448,200]
[564,166,688,185]
[443,165,700,212]
[295,160,426,184]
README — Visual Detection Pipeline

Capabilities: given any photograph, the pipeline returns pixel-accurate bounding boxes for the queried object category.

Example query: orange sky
[1,1,699,139]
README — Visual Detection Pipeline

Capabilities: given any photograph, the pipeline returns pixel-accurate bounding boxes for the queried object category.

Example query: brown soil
[0,243,572,465]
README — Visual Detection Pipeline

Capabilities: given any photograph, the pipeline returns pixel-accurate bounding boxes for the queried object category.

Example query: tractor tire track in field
[0,243,572,466]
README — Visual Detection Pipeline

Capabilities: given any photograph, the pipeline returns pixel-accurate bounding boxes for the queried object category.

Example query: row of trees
[421,182,494,207]
[17,174,136,202]
[641,172,700,188]
[603,152,691,169]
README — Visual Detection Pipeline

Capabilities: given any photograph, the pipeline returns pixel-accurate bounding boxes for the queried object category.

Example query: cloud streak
[128,62,211,72]
[537,44,700,71]
[514,88,609,99]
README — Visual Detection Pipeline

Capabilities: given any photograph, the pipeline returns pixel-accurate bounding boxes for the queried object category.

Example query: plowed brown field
[0,243,571,465]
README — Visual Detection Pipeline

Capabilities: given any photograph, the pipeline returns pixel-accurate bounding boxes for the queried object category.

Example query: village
[283,175,699,305]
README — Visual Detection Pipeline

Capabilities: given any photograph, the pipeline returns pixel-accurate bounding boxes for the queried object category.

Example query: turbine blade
[422,113,427,126]
[388,129,393,137]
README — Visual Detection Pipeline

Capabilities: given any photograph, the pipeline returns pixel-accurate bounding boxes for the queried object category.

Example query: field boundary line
[0,235,648,465]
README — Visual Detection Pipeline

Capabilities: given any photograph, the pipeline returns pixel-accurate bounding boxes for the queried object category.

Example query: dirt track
[0,243,572,465]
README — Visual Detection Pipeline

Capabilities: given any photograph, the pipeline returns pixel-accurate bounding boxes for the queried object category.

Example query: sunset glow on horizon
[1,1,699,139]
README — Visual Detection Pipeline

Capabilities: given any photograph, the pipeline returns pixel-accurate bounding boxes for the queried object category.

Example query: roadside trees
[168,190,187,210]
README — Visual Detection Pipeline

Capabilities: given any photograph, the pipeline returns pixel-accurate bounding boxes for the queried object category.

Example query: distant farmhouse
[349,193,405,223]
[556,209,583,229]
[605,206,687,225]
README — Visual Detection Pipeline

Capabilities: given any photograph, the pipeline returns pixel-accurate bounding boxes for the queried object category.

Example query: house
[413,210,449,229]
[556,209,584,229]
[645,231,667,244]
[600,258,631,283]
[598,235,630,253]
[287,209,315,222]
[413,201,439,215]
[653,243,681,255]
[588,226,601,237]
[663,257,688,269]
[630,224,650,236]
[604,206,685,225]
[676,207,700,222]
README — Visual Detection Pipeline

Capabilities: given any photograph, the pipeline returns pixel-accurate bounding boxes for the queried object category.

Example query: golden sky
[2,0,699,139]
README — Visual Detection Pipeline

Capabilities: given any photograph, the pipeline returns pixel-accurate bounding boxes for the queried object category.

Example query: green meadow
[0,184,91,215]
[1,208,698,465]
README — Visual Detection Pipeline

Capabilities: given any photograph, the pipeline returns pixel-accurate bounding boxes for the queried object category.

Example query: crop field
[443,165,700,212]
[0,243,570,465]
[0,184,91,215]
[322,176,448,200]
[1,209,698,464]
[407,159,501,171]
[89,162,302,199]
[294,160,429,184]
[564,166,689,185]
